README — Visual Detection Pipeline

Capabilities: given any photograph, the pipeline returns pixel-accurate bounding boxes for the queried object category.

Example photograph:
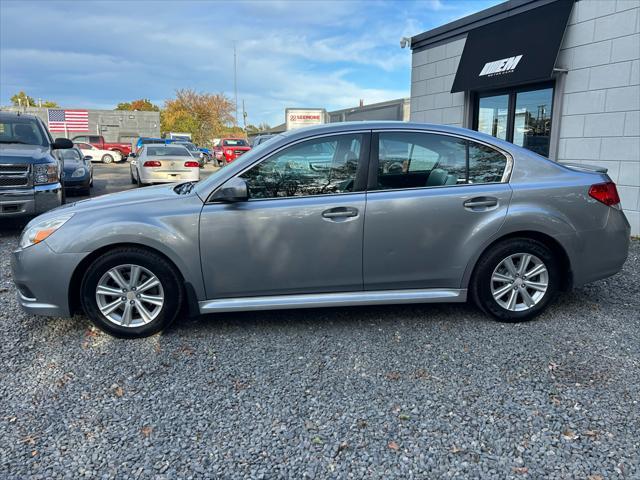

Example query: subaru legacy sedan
[12,122,630,338]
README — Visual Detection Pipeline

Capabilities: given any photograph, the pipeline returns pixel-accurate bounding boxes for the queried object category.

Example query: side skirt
[198,289,467,314]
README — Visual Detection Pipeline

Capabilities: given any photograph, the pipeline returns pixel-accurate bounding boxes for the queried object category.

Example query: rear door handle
[463,197,498,209]
[322,207,359,219]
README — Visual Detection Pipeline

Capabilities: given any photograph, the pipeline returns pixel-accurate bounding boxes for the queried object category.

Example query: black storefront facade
[409,0,640,234]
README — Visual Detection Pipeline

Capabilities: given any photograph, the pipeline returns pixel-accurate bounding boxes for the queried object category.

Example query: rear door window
[373,131,508,190]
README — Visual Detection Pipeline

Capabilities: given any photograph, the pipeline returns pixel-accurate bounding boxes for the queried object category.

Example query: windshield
[0,117,48,146]
[222,139,248,147]
[141,138,165,145]
[146,145,191,156]
[177,142,198,152]
[58,148,82,161]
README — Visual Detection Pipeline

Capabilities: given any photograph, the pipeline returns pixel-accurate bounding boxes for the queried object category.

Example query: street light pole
[233,42,238,128]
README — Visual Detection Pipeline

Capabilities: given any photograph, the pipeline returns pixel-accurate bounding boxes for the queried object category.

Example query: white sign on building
[285,108,326,130]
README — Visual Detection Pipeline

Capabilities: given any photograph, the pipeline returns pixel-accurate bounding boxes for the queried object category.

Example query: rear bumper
[0,183,63,217]
[11,241,87,317]
[567,208,631,287]
[139,169,200,184]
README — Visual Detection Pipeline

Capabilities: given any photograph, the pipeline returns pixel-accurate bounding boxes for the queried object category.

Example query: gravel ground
[0,174,638,478]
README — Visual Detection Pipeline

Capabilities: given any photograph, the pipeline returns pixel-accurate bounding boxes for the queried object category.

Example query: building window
[474,83,554,157]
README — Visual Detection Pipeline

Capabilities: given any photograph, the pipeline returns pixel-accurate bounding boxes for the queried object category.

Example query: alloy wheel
[95,264,164,327]
[490,253,548,312]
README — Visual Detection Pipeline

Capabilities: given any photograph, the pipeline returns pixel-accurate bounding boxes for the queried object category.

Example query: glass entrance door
[477,95,509,141]
[474,84,554,157]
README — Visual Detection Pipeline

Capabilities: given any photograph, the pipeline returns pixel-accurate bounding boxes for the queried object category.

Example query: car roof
[0,111,39,121]
[278,121,520,153]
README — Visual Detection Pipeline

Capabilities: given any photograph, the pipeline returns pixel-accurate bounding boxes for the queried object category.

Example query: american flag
[47,109,89,132]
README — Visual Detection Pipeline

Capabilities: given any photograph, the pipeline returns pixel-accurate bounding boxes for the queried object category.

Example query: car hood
[0,144,52,164]
[35,184,198,222]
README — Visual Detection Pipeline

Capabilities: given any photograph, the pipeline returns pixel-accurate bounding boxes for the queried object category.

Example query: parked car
[0,111,72,217]
[71,135,131,159]
[129,144,200,186]
[171,141,206,167]
[251,134,277,147]
[75,142,123,164]
[213,138,251,165]
[11,122,630,338]
[56,147,93,196]
[132,137,169,152]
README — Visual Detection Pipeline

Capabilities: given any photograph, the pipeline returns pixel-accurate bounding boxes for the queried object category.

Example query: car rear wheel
[80,248,183,338]
[471,238,559,322]
[102,154,114,164]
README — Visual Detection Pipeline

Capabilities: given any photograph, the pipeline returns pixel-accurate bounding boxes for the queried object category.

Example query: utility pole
[233,42,238,128]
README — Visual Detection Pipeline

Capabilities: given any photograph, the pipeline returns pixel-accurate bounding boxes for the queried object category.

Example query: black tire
[130,169,137,184]
[470,238,559,322]
[60,185,66,205]
[80,247,183,338]
[102,154,114,164]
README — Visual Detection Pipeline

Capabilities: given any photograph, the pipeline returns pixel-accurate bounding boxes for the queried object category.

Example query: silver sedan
[11,122,630,338]
[129,144,200,186]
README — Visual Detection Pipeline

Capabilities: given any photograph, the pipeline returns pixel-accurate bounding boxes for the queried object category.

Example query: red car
[71,135,132,158]
[214,138,251,165]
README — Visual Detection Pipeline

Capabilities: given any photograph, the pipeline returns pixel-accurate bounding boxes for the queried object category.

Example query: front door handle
[322,207,359,219]
[463,197,498,210]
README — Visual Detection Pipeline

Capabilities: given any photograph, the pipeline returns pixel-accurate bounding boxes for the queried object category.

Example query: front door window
[240,134,363,199]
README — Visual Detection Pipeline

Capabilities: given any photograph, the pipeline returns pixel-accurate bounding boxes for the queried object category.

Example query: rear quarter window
[468,142,508,183]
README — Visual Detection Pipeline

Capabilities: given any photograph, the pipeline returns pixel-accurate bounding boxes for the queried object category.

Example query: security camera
[400,37,411,49]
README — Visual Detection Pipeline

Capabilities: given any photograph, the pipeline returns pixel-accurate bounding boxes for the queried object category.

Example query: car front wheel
[471,238,559,322]
[102,154,114,164]
[80,248,183,338]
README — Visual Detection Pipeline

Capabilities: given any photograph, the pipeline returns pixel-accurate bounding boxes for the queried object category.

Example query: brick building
[1,106,160,144]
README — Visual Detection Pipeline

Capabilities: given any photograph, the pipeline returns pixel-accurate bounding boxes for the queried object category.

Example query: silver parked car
[11,122,630,338]
[129,144,200,186]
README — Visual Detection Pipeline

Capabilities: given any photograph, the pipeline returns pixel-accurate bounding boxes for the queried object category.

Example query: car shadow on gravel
[173,302,495,335]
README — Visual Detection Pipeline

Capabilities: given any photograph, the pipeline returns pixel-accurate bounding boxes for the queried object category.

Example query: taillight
[589,182,620,206]
[184,161,199,167]
[143,160,161,167]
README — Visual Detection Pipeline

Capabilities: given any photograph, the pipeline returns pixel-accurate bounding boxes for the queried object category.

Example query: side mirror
[83,155,93,161]
[210,177,248,203]
[52,138,73,149]
[130,160,137,165]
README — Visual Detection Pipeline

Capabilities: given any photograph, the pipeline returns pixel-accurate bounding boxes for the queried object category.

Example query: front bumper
[0,183,63,217]
[63,177,90,190]
[11,241,87,317]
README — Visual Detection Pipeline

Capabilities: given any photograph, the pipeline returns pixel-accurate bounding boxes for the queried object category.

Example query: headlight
[34,164,59,184]
[71,167,86,178]
[19,213,74,249]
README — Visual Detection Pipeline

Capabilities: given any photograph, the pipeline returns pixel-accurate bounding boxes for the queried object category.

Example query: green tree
[161,89,235,146]
[10,91,59,108]
[116,98,160,111]
[10,91,36,107]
